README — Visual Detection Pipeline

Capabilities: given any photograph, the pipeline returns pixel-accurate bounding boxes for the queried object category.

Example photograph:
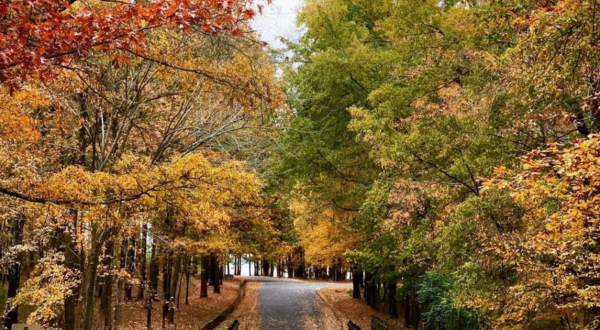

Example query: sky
[250,0,304,49]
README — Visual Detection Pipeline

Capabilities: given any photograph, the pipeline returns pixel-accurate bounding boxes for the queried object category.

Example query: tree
[268,0,385,289]
[0,0,266,87]
[482,136,600,329]
[0,5,285,327]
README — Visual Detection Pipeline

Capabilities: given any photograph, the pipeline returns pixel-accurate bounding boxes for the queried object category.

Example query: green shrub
[417,271,483,330]
[0,284,7,316]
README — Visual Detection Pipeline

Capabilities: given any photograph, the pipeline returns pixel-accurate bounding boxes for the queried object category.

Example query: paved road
[248,276,350,330]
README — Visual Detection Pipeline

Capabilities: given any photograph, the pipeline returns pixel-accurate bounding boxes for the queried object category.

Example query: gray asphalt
[247,276,350,330]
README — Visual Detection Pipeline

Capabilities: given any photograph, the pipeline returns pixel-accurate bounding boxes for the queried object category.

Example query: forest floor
[216,280,262,330]
[317,287,405,330]
[116,277,242,330]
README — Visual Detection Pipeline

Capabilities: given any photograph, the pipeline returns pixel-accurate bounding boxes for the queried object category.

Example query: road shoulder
[216,280,263,330]
[317,287,404,330]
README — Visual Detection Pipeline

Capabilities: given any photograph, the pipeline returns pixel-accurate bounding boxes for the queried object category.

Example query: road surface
[249,276,350,330]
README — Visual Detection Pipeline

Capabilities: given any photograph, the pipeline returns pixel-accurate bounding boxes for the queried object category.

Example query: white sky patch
[251,0,304,49]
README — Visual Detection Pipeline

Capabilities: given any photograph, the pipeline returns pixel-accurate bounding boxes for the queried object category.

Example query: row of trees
[269,0,600,329]
[0,0,290,329]
[239,248,351,280]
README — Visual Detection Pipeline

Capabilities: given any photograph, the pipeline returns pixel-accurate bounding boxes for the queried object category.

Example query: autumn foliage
[269,0,600,328]
[5,0,600,329]
[482,136,600,329]
[0,0,267,86]
[0,0,286,328]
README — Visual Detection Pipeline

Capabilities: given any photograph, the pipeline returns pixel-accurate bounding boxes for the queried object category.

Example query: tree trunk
[233,256,237,275]
[101,237,115,330]
[262,258,270,277]
[200,255,209,298]
[412,296,420,329]
[185,258,191,305]
[177,266,183,309]
[334,258,343,282]
[287,255,293,278]
[137,223,148,300]
[404,294,411,328]
[3,215,25,330]
[387,282,398,318]
[146,294,152,330]
[168,254,181,323]
[296,249,305,279]
[114,239,127,327]
[162,252,170,300]
[365,272,373,305]
[403,293,420,329]
[125,237,136,301]
[219,265,223,285]
[162,251,172,327]
[277,259,282,278]
[333,261,338,282]
[352,269,362,299]
[296,264,304,279]
[211,254,220,294]
[374,281,380,309]
[149,242,159,301]
[83,226,110,330]
[170,254,181,300]
[64,212,80,330]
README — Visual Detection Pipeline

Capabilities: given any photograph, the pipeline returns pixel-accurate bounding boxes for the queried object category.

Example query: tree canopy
[3,0,600,329]
[267,0,600,328]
